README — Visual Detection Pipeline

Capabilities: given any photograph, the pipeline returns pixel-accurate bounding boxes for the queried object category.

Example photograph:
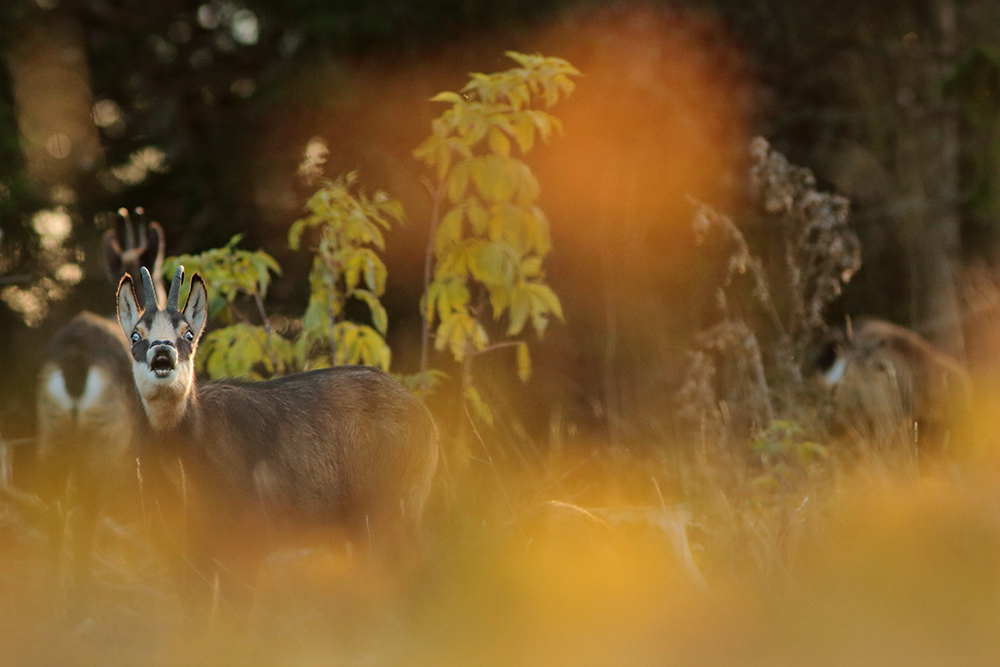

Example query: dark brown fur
[119,268,439,622]
[817,318,972,453]
[35,209,164,618]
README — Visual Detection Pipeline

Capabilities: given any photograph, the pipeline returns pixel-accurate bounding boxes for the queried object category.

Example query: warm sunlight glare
[537,6,749,247]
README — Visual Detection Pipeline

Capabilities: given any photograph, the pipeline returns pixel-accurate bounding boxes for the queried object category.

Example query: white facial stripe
[822,356,848,386]
[147,312,180,344]
[78,367,107,412]
[41,366,109,411]
[43,367,74,412]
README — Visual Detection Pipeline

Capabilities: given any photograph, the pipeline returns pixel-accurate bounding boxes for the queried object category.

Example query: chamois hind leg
[163,518,264,632]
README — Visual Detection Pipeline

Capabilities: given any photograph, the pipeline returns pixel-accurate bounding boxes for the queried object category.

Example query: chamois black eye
[131,332,140,344]
[184,330,194,342]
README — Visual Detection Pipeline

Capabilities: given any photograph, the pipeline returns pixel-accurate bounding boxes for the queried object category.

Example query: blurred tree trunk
[7,8,99,200]
[926,0,964,357]
[896,0,965,357]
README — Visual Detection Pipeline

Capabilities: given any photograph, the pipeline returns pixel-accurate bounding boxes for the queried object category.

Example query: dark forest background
[2,0,999,451]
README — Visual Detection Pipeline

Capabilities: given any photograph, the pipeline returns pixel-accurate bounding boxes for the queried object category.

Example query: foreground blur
[5,422,1000,666]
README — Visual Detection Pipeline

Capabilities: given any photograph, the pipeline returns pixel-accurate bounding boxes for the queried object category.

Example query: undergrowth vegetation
[4,54,1000,667]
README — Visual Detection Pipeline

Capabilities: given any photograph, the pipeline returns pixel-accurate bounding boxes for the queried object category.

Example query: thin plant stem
[420,177,444,390]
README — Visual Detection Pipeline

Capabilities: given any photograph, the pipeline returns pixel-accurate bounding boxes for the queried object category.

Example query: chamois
[815,318,972,453]
[116,266,439,620]
[35,208,165,617]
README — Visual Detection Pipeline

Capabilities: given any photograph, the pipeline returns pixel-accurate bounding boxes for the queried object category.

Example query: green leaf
[197,324,283,380]
[288,219,307,250]
[353,289,389,335]
[488,284,510,317]
[442,276,470,318]
[797,441,830,466]
[507,288,531,336]
[398,369,449,396]
[527,281,564,321]
[165,237,281,304]
[471,241,517,288]
[464,384,494,425]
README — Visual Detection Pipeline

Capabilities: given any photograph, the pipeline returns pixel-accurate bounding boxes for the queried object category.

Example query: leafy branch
[289,170,402,371]
[413,50,579,422]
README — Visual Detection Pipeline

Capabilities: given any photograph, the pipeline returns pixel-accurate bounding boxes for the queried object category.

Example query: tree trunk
[895,0,965,358]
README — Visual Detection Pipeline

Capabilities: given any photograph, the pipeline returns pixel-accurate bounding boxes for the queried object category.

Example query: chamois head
[102,207,165,306]
[117,266,208,430]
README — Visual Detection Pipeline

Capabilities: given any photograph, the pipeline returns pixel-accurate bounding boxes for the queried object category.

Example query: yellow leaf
[488,126,510,157]
[464,385,494,425]
[520,256,542,277]
[435,206,464,255]
[512,115,535,153]
[430,91,464,104]
[507,289,531,336]
[447,160,471,203]
[468,200,488,235]
[516,342,531,383]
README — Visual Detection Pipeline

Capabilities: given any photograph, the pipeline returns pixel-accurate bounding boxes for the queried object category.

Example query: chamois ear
[183,273,209,344]
[117,275,140,340]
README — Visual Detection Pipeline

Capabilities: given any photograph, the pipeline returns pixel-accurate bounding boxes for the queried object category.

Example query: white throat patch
[134,359,194,430]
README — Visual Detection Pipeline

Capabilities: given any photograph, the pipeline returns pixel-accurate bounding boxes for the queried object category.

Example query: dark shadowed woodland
[5,0,1000,665]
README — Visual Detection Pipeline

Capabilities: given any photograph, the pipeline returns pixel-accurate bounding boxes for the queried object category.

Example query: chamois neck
[138,375,198,432]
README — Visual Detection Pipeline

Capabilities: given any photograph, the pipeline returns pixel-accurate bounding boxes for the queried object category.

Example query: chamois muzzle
[149,344,177,377]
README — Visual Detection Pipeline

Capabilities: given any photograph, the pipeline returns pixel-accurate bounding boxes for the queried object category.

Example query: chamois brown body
[35,210,164,617]
[816,318,972,452]
[145,369,438,537]
[118,266,438,620]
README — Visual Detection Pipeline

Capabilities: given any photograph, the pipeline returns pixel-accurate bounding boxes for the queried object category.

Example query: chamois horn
[140,267,158,312]
[166,266,184,312]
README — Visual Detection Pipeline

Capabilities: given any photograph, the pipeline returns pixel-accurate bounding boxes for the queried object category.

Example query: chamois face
[117,266,208,430]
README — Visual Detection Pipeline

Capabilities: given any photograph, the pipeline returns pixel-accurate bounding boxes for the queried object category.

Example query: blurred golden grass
[4,427,1000,667]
